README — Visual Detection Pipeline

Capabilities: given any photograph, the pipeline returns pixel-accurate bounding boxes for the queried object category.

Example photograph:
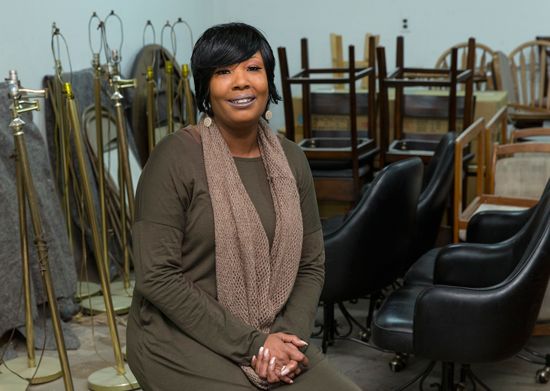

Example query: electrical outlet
[401,18,410,33]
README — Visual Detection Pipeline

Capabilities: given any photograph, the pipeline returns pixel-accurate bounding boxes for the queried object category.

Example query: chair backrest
[492,51,518,105]
[508,41,550,109]
[491,142,550,199]
[467,178,550,244]
[510,127,550,144]
[321,157,423,302]
[505,184,550,265]
[435,42,495,91]
[404,132,457,270]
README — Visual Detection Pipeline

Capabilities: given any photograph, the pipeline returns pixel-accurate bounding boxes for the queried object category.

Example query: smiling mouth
[227,96,256,108]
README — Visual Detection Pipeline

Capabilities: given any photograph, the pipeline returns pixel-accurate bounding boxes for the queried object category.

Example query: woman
[126,22,360,390]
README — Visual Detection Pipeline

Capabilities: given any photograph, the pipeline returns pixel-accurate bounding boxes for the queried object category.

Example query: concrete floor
[5,300,550,391]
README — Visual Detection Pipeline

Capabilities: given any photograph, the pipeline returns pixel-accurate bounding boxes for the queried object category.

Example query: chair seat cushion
[371,285,426,354]
[403,248,441,286]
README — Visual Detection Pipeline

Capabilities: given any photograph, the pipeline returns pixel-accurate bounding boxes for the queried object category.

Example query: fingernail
[259,347,263,356]
[264,348,269,358]
[290,380,294,384]
[281,365,286,373]
[270,357,276,365]
[252,355,256,363]
[281,367,290,376]
[300,340,308,345]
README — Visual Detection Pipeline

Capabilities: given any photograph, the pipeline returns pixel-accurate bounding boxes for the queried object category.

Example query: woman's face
[208,51,269,129]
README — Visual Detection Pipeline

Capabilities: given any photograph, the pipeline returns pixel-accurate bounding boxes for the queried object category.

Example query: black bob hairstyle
[191,22,281,116]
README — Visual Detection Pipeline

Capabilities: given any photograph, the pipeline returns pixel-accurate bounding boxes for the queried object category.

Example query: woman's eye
[215,69,230,75]
[248,66,262,71]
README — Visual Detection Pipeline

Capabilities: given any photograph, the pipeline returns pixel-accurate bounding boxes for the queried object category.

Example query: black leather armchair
[371,187,550,390]
[318,158,423,353]
[405,178,550,287]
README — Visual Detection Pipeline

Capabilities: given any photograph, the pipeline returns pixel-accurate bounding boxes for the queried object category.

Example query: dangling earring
[265,110,272,120]
[204,113,212,127]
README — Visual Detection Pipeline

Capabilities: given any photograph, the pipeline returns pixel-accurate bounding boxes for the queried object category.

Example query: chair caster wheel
[389,354,408,372]
[358,330,370,342]
[536,367,550,383]
[455,382,467,391]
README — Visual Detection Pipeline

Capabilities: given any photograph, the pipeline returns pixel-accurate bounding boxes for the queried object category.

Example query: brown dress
[126,126,361,391]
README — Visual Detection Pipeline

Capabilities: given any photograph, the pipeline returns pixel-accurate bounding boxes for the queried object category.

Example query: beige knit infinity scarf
[200,114,303,389]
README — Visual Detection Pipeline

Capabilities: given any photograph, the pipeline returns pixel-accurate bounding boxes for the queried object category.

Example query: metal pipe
[15,151,34,368]
[8,70,74,390]
[92,54,109,279]
[182,64,195,125]
[147,66,155,153]
[12,123,75,391]
[119,143,129,289]
[64,82,125,375]
[110,76,136,224]
[54,61,73,253]
[166,60,174,133]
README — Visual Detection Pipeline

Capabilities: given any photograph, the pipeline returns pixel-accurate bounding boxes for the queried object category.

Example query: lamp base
[81,295,132,315]
[0,355,62,384]
[0,370,29,391]
[75,281,102,302]
[110,281,134,297]
[87,363,139,391]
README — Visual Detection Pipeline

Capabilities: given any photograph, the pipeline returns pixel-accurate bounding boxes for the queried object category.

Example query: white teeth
[232,98,253,104]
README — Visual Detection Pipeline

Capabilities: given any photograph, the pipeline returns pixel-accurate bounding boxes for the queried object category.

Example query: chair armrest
[467,209,534,244]
[413,285,534,363]
[433,242,517,288]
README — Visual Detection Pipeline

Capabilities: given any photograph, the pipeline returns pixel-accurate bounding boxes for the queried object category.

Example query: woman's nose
[232,68,249,90]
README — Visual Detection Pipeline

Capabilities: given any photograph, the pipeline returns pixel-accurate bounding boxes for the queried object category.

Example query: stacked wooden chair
[377,37,476,168]
[278,37,379,202]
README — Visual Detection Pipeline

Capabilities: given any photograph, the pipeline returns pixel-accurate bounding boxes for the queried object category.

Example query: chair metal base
[319,298,378,354]
[517,346,550,383]
[394,361,493,391]
[313,300,394,356]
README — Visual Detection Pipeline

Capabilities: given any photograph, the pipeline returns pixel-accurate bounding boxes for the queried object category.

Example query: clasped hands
[250,332,309,384]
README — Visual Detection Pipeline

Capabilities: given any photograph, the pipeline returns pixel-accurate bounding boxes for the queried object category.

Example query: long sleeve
[133,221,268,366]
[269,229,325,343]
[132,134,267,366]
[270,140,325,345]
